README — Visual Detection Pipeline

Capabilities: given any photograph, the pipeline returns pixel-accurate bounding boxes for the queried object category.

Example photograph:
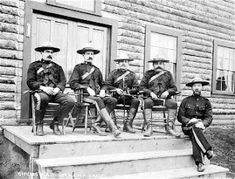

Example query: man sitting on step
[177,77,214,172]
[69,43,121,138]
[139,57,180,137]
[101,54,140,133]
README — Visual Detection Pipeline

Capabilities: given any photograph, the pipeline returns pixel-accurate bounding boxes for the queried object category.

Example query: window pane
[150,32,177,79]
[55,0,94,11]
[150,32,177,62]
[216,70,227,91]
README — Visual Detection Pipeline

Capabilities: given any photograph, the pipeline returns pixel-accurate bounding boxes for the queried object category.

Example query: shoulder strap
[114,71,130,83]
[149,70,166,83]
[81,67,95,80]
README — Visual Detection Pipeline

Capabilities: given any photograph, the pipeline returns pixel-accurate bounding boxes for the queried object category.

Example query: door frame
[21,1,117,119]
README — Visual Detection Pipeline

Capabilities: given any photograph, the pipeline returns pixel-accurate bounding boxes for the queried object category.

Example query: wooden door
[21,13,108,118]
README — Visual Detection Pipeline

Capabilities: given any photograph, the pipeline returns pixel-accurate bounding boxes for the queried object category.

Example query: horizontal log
[118,29,144,40]
[0,101,15,110]
[0,92,14,101]
[117,42,144,54]
[0,110,17,119]
[0,84,15,92]
[0,66,15,76]
[182,42,212,53]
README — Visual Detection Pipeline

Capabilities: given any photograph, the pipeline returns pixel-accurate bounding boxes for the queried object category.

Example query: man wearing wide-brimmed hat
[27,41,75,136]
[177,77,214,172]
[69,43,121,137]
[102,54,140,133]
[139,57,180,137]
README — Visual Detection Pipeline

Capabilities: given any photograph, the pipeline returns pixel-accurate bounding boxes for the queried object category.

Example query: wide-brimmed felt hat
[148,57,169,63]
[114,53,133,62]
[77,44,100,55]
[35,41,60,52]
[186,77,210,87]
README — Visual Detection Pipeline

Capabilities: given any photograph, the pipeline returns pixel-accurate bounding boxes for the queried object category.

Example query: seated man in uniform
[27,41,75,136]
[101,54,140,133]
[177,77,214,172]
[139,57,180,137]
[69,44,121,137]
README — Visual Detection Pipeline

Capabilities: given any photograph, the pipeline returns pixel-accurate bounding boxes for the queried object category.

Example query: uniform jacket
[27,59,66,91]
[139,68,177,97]
[103,69,139,93]
[69,62,104,94]
[177,95,213,129]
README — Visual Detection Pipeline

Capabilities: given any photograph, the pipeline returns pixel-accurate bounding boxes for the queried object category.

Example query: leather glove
[87,87,96,96]
[99,89,106,98]
[160,91,169,99]
[53,87,61,95]
[116,88,124,95]
[150,92,158,100]
[195,121,205,130]
[40,86,54,95]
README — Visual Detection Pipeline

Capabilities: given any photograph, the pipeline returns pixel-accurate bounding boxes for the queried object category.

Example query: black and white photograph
[0,0,234,178]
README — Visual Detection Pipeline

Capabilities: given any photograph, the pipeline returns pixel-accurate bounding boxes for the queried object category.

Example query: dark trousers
[183,126,212,165]
[116,95,140,109]
[143,97,177,109]
[33,92,75,123]
[84,96,117,112]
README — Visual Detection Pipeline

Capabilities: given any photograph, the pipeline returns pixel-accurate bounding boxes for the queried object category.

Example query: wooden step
[36,149,194,179]
[39,137,192,158]
[102,164,229,179]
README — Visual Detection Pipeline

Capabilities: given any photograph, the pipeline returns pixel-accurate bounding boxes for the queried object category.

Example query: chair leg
[85,106,88,135]
[62,119,65,135]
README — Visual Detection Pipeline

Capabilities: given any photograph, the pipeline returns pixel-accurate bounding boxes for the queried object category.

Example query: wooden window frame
[212,40,235,96]
[46,0,101,16]
[21,1,117,119]
[145,24,182,89]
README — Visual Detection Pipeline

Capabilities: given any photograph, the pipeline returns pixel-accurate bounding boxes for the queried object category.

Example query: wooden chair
[72,88,98,134]
[28,90,72,135]
[140,91,180,133]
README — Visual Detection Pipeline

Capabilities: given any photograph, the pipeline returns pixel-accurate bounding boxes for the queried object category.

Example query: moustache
[47,55,52,59]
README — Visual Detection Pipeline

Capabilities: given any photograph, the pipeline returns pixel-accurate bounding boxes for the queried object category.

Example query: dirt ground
[205,126,235,178]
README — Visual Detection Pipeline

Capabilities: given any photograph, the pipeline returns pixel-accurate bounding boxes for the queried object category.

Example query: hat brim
[77,49,100,55]
[114,58,134,62]
[186,81,209,87]
[148,59,169,63]
[35,46,60,52]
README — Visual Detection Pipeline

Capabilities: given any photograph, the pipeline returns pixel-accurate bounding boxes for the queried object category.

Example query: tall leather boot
[99,108,121,137]
[123,108,137,133]
[35,110,44,136]
[143,109,153,137]
[91,115,107,136]
[166,109,180,137]
[110,110,119,128]
[53,121,62,135]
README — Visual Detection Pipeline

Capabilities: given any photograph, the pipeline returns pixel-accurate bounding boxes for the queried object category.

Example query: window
[213,40,235,95]
[47,0,101,15]
[145,25,182,88]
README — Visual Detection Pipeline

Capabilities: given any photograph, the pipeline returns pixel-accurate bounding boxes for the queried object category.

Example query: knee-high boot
[123,108,137,133]
[35,110,44,136]
[166,109,180,137]
[110,110,119,128]
[99,108,121,137]
[91,115,107,136]
[143,109,153,137]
